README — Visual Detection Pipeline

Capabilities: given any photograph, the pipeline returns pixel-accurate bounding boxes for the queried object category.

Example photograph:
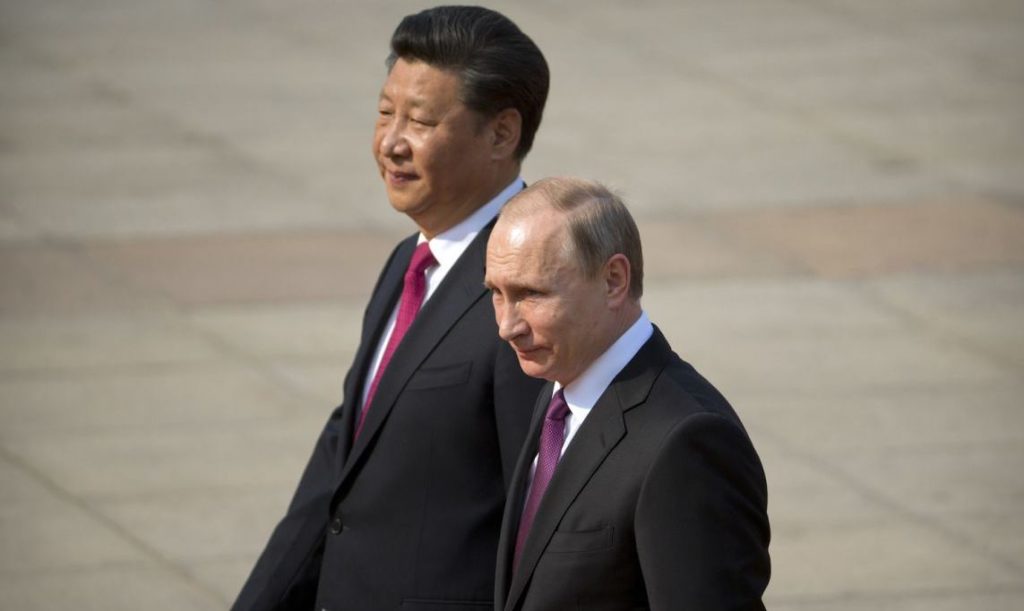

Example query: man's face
[485,207,612,385]
[373,58,498,236]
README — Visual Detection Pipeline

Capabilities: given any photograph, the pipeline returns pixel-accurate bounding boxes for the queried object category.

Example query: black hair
[387,5,549,160]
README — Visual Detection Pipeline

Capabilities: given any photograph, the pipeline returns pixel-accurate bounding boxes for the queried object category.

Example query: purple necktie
[514,389,571,570]
[354,242,437,440]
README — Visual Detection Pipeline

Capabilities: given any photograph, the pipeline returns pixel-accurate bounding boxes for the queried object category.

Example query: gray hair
[504,177,644,299]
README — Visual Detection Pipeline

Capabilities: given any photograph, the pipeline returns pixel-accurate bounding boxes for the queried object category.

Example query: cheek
[548,310,584,354]
[528,308,562,345]
[422,135,465,174]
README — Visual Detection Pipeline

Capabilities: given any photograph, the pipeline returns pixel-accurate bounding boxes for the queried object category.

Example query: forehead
[380,58,462,106]
[489,209,573,277]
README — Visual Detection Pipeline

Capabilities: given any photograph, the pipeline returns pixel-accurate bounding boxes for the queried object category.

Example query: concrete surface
[1,0,1023,609]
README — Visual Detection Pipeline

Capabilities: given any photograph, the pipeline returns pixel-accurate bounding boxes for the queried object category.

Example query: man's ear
[604,254,632,306]
[490,108,522,160]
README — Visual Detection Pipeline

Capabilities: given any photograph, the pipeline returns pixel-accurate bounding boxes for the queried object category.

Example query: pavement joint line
[0,444,230,606]
[0,359,270,380]
[0,353,349,381]
[854,277,1024,376]
[749,423,1024,579]
[169,318,344,407]
[691,219,822,280]
[4,232,350,401]
[522,2,928,169]
[76,483,296,506]
[676,66,929,175]
[43,235,183,311]
[785,0,1024,85]
[598,12,937,178]
[766,581,1024,607]
[13,36,316,197]
[727,384,1024,407]
[0,558,161,579]
[0,412,316,440]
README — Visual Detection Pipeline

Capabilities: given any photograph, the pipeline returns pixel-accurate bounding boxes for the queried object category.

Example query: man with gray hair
[485,177,771,610]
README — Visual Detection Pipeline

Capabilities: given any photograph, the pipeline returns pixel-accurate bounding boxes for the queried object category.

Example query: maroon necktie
[354,242,437,440]
[513,389,571,570]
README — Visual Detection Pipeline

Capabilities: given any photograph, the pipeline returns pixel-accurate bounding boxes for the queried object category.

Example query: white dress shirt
[524,311,654,486]
[360,178,524,410]
[555,311,654,454]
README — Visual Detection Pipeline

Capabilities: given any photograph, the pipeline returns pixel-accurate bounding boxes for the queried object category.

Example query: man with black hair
[232,7,549,611]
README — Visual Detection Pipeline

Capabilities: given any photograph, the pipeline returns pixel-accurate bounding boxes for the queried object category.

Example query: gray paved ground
[2,1,1023,609]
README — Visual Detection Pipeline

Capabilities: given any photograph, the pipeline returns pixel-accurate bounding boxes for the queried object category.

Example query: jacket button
[329,517,343,535]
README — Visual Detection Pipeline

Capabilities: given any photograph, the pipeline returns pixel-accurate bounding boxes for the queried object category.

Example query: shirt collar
[418,178,524,269]
[555,311,654,411]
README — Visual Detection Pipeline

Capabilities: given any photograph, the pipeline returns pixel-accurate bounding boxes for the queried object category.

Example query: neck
[417,164,520,238]
[604,303,643,352]
[557,302,643,387]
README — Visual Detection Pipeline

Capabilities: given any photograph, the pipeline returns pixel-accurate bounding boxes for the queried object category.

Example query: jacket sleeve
[635,412,771,611]
[231,239,410,611]
[230,406,343,611]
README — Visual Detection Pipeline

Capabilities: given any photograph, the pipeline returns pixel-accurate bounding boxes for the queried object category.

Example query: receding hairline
[501,176,601,219]
[498,176,645,299]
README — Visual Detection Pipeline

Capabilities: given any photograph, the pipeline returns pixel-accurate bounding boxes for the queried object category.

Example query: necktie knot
[408,242,437,278]
[545,390,570,423]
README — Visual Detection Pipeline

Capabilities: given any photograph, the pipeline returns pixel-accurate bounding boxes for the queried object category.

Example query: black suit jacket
[233,221,545,611]
[495,328,770,611]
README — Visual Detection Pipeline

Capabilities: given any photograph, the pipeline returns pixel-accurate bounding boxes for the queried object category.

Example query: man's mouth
[514,345,543,358]
[386,169,418,185]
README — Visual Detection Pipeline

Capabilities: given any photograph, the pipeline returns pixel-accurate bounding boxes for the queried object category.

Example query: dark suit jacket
[233,221,546,611]
[495,328,770,611]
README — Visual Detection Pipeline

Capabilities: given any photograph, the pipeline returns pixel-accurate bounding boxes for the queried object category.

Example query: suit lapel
[495,382,553,603]
[504,392,626,609]
[504,328,675,611]
[337,222,495,488]
[336,237,415,457]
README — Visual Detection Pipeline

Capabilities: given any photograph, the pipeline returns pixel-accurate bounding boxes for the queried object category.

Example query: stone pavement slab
[186,303,364,358]
[770,588,1024,611]
[0,364,306,438]
[82,230,406,306]
[0,315,224,372]
[767,516,1021,600]
[867,270,1024,368]
[743,386,1024,452]
[0,490,149,574]
[708,196,1024,277]
[0,566,224,611]
[2,416,325,502]
[97,487,296,565]
[0,242,165,316]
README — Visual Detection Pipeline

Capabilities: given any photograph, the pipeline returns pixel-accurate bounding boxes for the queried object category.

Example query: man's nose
[497,303,527,342]
[379,120,409,158]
